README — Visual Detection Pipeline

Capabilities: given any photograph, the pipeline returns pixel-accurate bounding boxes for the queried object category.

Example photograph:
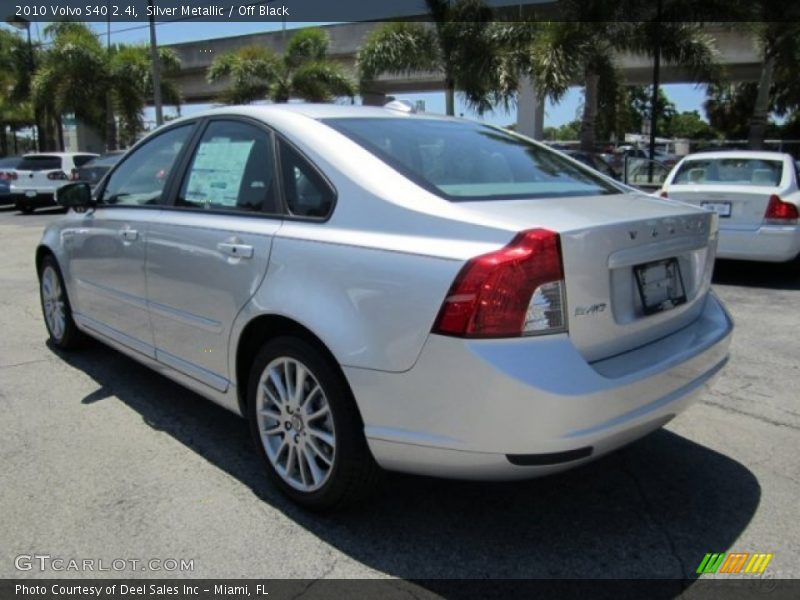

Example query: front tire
[39,255,85,349]
[247,336,381,510]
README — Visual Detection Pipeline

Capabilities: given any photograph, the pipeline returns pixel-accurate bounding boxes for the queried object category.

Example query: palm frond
[657,23,721,84]
[291,61,355,102]
[207,44,282,104]
[284,28,330,70]
[357,22,440,83]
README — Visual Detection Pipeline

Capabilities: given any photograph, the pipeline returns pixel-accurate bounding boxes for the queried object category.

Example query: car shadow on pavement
[51,340,761,586]
[712,258,800,290]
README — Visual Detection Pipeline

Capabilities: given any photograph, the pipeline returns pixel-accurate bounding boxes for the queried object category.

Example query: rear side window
[324,117,619,201]
[278,140,335,218]
[672,158,783,187]
[17,156,62,171]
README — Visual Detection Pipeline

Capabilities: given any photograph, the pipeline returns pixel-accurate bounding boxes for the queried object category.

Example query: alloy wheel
[255,357,337,492]
[41,265,66,342]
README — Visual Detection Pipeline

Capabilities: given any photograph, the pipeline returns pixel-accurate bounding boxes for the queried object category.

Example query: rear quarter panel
[232,222,464,373]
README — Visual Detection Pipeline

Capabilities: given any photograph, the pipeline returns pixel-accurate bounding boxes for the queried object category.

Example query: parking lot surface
[1,207,799,583]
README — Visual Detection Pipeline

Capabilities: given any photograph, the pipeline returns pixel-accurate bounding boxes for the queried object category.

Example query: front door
[67,124,195,357]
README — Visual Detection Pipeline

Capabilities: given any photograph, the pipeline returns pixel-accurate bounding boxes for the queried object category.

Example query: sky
[9,20,710,129]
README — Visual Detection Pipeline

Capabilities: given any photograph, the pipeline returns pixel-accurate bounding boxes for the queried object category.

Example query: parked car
[0,156,23,204]
[562,149,619,180]
[71,151,125,188]
[0,155,22,175]
[660,151,800,262]
[11,152,98,213]
[37,105,733,509]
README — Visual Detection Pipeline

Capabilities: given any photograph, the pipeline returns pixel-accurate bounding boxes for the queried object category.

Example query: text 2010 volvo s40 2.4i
[37,105,733,509]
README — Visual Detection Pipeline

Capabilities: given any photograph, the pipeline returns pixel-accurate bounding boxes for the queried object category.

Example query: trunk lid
[11,155,66,192]
[454,193,718,362]
[666,184,777,231]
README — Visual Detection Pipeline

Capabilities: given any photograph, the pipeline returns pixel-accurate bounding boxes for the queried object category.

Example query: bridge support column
[517,76,545,140]
[361,90,387,106]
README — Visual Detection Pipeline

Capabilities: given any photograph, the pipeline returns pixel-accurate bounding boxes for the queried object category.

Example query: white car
[38,105,733,509]
[11,152,98,213]
[660,151,800,262]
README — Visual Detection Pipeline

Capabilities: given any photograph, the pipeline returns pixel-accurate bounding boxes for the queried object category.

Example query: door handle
[120,229,139,241]
[217,242,254,259]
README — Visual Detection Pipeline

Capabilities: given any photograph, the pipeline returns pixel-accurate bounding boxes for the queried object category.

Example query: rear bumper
[11,192,57,210]
[345,293,733,480]
[717,225,800,262]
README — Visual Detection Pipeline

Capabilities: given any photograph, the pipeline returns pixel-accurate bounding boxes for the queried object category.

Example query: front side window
[178,120,278,213]
[672,158,784,187]
[323,118,620,201]
[101,125,192,206]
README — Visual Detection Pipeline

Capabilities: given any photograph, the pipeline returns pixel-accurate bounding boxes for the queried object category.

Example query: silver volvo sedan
[37,104,733,509]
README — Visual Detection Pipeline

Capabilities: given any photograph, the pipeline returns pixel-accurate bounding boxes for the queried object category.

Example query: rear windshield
[17,156,62,171]
[323,118,620,200]
[672,158,783,187]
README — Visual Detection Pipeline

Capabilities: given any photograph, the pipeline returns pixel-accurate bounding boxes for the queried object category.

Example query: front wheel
[247,336,381,510]
[39,255,85,349]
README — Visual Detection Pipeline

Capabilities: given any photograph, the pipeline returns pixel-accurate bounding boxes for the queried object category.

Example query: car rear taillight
[764,194,799,224]
[659,190,668,198]
[47,171,68,180]
[432,229,567,338]
[0,171,17,181]
[69,169,79,181]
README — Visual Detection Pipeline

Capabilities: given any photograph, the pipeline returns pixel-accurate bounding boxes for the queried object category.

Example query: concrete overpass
[163,21,762,138]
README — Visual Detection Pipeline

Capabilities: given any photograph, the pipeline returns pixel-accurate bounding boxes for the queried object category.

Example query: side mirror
[55,182,94,211]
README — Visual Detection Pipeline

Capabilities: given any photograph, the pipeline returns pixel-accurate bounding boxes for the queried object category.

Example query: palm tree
[510,0,718,152]
[207,28,354,104]
[0,29,19,155]
[1,27,44,152]
[704,83,758,140]
[357,0,498,116]
[31,23,182,151]
[511,11,719,152]
[108,44,182,147]
[745,21,800,148]
[31,22,108,150]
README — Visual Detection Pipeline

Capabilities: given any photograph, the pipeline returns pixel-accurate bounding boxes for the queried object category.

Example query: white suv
[11,152,98,213]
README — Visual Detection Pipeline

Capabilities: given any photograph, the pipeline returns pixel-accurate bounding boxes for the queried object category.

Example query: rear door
[666,156,790,230]
[66,124,196,357]
[145,118,281,392]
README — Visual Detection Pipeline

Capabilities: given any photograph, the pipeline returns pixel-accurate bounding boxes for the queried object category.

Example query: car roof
[167,103,459,124]
[681,150,790,161]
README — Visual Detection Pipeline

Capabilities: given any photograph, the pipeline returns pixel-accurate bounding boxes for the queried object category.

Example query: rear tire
[247,336,381,510]
[38,255,86,350]
[18,206,33,214]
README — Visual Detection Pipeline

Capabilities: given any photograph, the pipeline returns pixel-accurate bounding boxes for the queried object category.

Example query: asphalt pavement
[1,206,798,586]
